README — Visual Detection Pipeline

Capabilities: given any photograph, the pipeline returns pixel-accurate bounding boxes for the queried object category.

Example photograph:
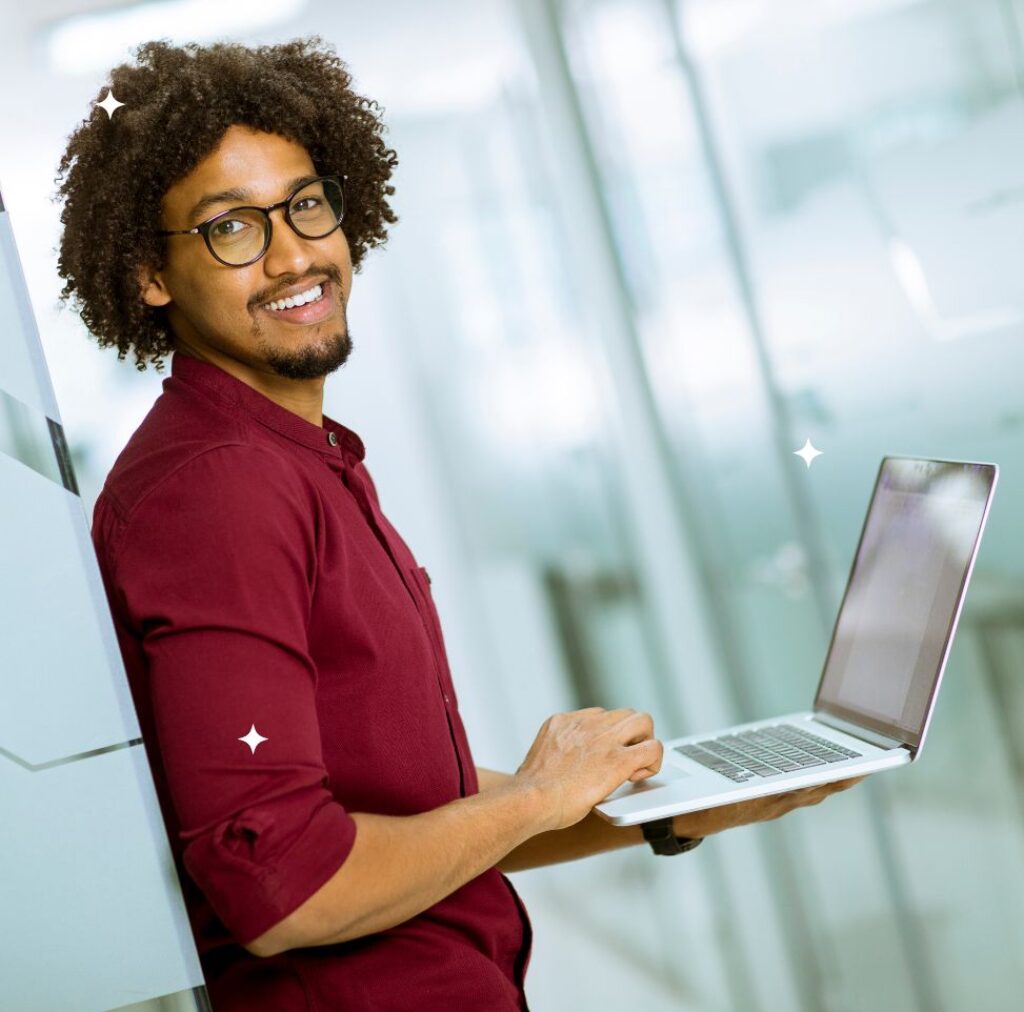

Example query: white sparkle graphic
[97,89,125,118]
[794,438,823,468]
[239,723,269,755]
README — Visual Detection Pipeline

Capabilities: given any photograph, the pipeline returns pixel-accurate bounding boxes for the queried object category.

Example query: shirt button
[327,431,338,446]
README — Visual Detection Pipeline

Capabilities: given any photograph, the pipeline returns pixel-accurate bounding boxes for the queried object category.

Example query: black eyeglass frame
[157,173,347,267]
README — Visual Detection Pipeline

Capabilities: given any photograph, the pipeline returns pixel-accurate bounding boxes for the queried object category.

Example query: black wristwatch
[641,817,704,856]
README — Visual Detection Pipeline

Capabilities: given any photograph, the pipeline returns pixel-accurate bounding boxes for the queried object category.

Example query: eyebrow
[187,173,321,224]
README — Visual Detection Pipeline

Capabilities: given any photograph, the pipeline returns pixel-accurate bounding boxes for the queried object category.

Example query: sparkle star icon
[794,438,823,468]
[239,723,269,755]
[96,89,125,119]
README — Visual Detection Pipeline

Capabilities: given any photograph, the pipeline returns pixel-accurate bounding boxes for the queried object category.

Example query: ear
[138,262,172,308]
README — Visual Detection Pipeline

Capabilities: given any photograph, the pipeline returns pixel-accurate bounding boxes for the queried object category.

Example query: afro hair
[54,36,399,372]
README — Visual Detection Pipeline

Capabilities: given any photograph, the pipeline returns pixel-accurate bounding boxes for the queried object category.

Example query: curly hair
[54,36,399,373]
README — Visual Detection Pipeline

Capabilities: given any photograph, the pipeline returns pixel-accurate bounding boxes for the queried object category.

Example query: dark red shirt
[90,351,533,1011]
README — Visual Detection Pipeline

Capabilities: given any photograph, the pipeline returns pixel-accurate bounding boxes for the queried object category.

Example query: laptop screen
[814,458,997,748]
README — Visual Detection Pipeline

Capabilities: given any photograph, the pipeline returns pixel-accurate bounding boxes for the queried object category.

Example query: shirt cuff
[183,795,358,948]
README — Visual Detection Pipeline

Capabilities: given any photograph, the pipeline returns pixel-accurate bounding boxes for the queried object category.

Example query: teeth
[264,283,323,312]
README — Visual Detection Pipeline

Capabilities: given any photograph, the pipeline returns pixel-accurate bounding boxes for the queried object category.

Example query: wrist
[671,813,706,838]
[507,775,558,835]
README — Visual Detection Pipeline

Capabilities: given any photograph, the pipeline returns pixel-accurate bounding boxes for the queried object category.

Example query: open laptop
[595,456,998,827]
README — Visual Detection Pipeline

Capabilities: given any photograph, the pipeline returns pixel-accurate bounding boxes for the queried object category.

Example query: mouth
[258,279,336,325]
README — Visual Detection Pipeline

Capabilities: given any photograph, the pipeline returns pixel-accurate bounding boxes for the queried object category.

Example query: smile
[258,280,336,325]
[262,282,324,312]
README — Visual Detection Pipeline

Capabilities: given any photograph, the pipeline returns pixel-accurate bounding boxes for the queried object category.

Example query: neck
[173,341,325,428]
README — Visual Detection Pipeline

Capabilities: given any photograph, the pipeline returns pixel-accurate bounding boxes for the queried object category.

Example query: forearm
[498,809,646,871]
[478,767,644,871]
[305,781,547,948]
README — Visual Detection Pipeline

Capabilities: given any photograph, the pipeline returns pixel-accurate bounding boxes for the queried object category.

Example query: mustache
[250,265,343,308]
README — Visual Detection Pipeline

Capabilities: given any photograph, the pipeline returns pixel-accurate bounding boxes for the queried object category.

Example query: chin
[265,331,352,380]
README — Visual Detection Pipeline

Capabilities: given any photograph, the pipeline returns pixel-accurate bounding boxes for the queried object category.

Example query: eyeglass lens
[208,177,345,265]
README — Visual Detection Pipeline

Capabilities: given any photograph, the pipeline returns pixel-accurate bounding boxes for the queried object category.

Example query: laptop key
[676,745,753,780]
[712,764,752,781]
[738,760,781,776]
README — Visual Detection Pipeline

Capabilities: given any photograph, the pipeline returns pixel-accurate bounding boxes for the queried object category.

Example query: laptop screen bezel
[812,456,998,750]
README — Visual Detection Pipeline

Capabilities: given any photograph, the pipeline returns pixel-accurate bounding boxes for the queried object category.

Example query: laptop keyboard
[675,723,863,783]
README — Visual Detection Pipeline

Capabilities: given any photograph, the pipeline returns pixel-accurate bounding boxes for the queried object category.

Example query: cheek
[172,274,254,334]
[340,244,354,297]
[334,232,353,271]
[202,274,257,320]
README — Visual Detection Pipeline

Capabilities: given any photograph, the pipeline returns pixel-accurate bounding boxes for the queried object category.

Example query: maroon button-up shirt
[90,351,533,1010]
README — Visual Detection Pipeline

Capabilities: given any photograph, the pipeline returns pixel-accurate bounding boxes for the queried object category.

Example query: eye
[210,218,250,238]
[292,196,323,213]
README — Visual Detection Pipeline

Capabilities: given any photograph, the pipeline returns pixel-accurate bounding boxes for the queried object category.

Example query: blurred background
[2,0,1024,1009]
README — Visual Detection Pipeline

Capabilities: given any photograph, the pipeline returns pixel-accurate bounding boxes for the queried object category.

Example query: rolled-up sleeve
[108,443,357,947]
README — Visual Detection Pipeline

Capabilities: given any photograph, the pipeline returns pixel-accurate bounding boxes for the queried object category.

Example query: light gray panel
[0,456,140,763]
[1,744,205,1011]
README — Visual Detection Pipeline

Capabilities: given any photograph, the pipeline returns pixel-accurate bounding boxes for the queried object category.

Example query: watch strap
[641,817,704,856]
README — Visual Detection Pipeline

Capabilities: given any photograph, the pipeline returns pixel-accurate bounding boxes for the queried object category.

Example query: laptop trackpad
[603,767,691,802]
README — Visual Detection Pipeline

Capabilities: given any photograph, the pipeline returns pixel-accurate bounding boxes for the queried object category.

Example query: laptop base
[594,711,911,827]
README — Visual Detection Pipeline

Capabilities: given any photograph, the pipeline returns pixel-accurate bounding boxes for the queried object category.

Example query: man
[58,37,860,1011]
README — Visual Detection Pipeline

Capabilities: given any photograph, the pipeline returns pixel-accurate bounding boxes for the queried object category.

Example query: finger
[773,787,822,811]
[759,791,802,820]
[802,781,853,804]
[625,737,663,776]
[798,780,849,799]
[835,776,868,789]
[806,777,862,798]
[774,788,803,803]
[629,753,664,779]
[629,767,655,781]
[771,791,802,811]
[799,791,829,807]
[605,706,639,722]
[793,783,831,800]
[616,710,655,743]
[583,707,635,728]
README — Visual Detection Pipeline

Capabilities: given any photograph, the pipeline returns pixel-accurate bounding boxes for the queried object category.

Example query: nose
[261,206,316,278]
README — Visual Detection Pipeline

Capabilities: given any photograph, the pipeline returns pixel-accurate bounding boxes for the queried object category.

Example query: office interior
[1,1,1023,1009]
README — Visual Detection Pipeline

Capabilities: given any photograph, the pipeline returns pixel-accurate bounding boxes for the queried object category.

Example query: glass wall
[378,0,1024,1008]
[3,0,1022,1008]
[0,188,210,1009]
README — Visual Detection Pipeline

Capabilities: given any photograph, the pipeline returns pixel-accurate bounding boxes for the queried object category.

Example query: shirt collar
[168,350,366,461]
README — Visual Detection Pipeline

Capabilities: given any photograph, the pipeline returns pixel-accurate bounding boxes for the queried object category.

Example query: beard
[249,262,352,380]
[262,325,353,380]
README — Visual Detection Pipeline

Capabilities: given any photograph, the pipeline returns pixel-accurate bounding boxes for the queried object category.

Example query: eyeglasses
[157,174,346,267]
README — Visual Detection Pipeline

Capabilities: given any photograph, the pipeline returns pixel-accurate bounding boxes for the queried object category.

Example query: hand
[671,776,868,838]
[514,707,664,833]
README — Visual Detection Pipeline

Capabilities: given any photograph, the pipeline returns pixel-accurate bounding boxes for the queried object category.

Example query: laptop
[595,456,998,827]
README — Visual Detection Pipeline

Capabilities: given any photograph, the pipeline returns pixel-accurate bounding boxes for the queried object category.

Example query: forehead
[162,126,316,218]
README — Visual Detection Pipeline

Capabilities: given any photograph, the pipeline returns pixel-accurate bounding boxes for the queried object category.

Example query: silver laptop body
[595,456,998,827]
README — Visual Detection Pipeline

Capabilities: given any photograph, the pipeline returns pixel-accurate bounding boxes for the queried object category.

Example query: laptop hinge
[812,711,906,751]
